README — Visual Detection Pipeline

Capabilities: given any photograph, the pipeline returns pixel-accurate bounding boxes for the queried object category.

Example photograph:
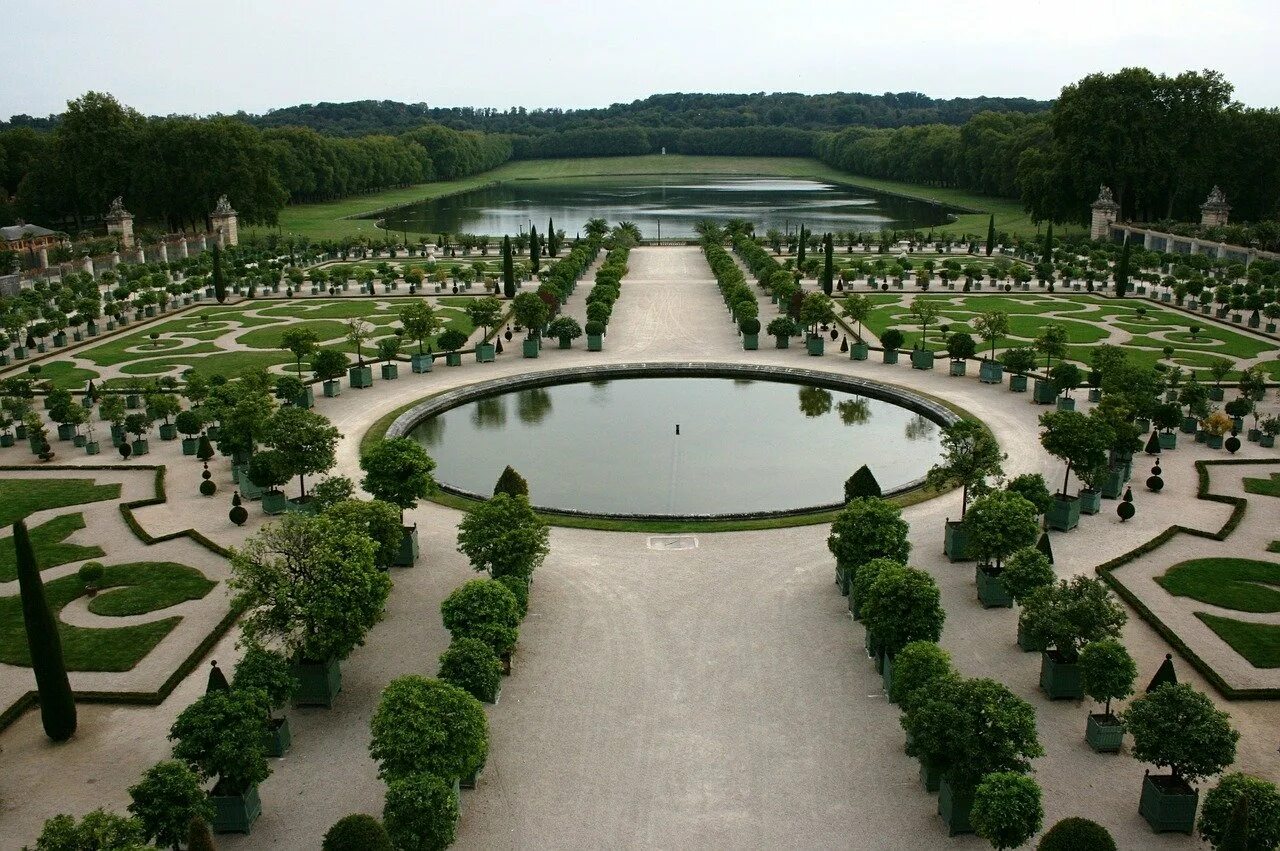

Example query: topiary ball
[321,813,392,851]
[1226,434,1240,454]
[1036,816,1116,851]
[437,637,502,703]
[383,773,458,851]
[119,442,132,459]
[199,479,217,497]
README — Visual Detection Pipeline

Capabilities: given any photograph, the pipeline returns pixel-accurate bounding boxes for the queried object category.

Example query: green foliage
[246,449,291,492]
[13,519,76,741]
[862,565,945,655]
[972,772,1044,851]
[0,477,120,527]
[512,291,549,332]
[1198,773,1280,851]
[441,578,520,656]
[127,760,213,851]
[322,813,393,851]
[827,497,911,574]
[925,420,1004,515]
[843,465,881,501]
[382,772,459,851]
[0,513,103,582]
[887,640,952,712]
[369,675,489,781]
[1020,576,1126,661]
[359,437,437,514]
[1000,346,1038,375]
[964,491,1040,569]
[946,331,977,361]
[1078,639,1136,716]
[880,328,905,351]
[1001,548,1055,604]
[33,808,147,851]
[231,643,299,711]
[437,636,502,703]
[311,348,349,381]
[493,465,530,499]
[186,816,216,851]
[1122,683,1239,785]
[169,687,272,792]
[229,511,389,662]
[456,493,549,580]
[1039,410,1110,495]
[1035,817,1116,851]
[848,557,901,621]
[436,328,468,352]
[324,498,404,569]
[263,405,341,498]
[1005,473,1052,516]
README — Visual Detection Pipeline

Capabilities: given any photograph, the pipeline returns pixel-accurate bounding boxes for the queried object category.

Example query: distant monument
[1200,185,1230,228]
[104,197,135,249]
[1089,185,1120,241]
[210,195,239,247]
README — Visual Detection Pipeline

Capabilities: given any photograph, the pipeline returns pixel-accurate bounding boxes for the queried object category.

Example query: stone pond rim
[384,361,964,524]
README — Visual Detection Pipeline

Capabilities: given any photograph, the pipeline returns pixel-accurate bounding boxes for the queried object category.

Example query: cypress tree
[821,233,834,295]
[547,217,558,257]
[14,519,76,741]
[796,225,806,267]
[212,242,226,304]
[502,236,515,299]
[1042,221,1054,266]
[529,225,540,276]
[1114,238,1131,297]
[985,215,995,257]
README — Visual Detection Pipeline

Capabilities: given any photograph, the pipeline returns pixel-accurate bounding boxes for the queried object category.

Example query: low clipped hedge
[437,638,502,703]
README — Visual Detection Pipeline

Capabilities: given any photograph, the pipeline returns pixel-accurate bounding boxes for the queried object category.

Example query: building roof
[0,223,58,242]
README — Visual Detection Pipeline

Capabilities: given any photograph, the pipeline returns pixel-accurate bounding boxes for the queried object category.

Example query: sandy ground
[1,246,1278,849]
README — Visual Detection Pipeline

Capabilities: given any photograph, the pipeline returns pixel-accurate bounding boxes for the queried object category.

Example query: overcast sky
[5,0,1277,118]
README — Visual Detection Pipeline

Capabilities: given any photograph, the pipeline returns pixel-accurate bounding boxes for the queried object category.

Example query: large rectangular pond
[373,175,954,240]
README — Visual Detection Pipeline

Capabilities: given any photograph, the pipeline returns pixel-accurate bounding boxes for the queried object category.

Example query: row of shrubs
[583,243,631,339]
[702,241,758,333]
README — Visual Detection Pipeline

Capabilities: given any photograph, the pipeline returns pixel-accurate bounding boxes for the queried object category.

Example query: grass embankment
[261,155,1051,242]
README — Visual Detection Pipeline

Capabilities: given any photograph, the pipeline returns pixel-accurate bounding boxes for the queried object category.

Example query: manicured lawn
[1197,613,1280,669]
[0,513,104,581]
[1157,557,1280,613]
[0,561,214,671]
[117,350,296,379]
[236,320,354,349]
[255,155,1060,241]
[0,478,121,528]
[27,361,101,390]
[1244,473,1280,498]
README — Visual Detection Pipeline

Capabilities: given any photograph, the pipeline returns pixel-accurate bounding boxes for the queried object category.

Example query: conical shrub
[14,519,76,741]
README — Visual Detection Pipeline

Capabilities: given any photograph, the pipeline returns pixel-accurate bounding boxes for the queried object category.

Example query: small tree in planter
[513,291,549,357]
[767,316,799,348]
[879,327,904,363]
[262,406,340,507]
[441,578,521,668]
[973,310,1010,383]
[737,316,760,350]
[280,327,319,382]
[906,296,941,367]
[175,409,205,456]
[945,331,976,376]
[1038,410,1110,531]
[169,687,272,833]
[965,491,1039,607]
[456,492,549,583]
[344,319,373,387]
[1004,473,1052,518]
[971,772,1043,851]
[123,411,154,456]
[887,640,953,710]
[398,301,441,373]
[311,349,348,398]
[1049,362,1082,410]
[374,335,402,381]
[382,772,459,851]
[1123,683,1239,834]
[799,292,836,354]
[848,556,901,627]
[1000,346,1037,392]
[1197,772,1280,850]
[841,294,872,358]
[369,675,489,783]
[1021,575,1126,699]
[436,328,468,366]
[229,512,390,707]
[128,759,214,851]
[360,437,437,566]
[437,636,502,703]
[548,315,583,349]
[231,643,299,757]
[584,319,606,350]
[1001,547,1054,612]
[926,420,1005,561]
[1078,638,1136,752]
[862,565,945,687]
[827,497,911,596]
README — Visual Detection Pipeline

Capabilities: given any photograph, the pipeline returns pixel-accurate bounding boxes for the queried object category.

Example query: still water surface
[408,377,944,516]
[376,175,953,240]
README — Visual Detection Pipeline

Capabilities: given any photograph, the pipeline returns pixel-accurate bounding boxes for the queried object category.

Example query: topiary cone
[14,520,77,741]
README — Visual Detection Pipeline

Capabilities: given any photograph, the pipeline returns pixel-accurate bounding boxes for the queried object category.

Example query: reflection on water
[377,175,953,239]
[408,377,944,515]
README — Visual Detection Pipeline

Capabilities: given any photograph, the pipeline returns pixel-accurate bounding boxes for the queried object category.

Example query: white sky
[4,0,1277,118]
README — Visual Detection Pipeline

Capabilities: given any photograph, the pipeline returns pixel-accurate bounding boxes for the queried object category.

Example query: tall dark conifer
[212,242,226,304]
[796,225,806,267]
[985,215,995,256]
[529,225,540,276]
[502,235,515,299]
[1114,237,1132,297]
[1042,221,1054,266]
[14,520,76,741]
[821,233,834,295]
[547,217,558,257]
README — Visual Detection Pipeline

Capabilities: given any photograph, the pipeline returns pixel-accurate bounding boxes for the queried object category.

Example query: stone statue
[107,196,130,218]
[1202,185,1229,208]
[1093,185,1118,207]
[213,194,234,215]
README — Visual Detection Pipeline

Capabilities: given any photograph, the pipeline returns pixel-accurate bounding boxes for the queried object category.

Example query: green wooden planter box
[237,469,264,500]
[1046,494,1080,531]
[73,434,87,448]
[978,361,1003,384]
[805,335,825,356]
[211,783,261,834]
[84,441,100,455]
[742,333,758,350]
[1158,432,1177,450]
[774,335,790,349]
[910,348,934,370]
[523,338,540,358]
[850,342,869,360]
[1136,418,1151,434]
[1206,434,1224,449]
[1263,435,1276,448]
[919,760,943,793]
[587,333,603,351]
[1088,387,1102,402]
[1079,488,1102,515]
[380,363,399,381]
[880,650,895,695]
[394,525,419,567]
[292,657,342,708]
[461,760,485,790]
[1040,651,1083,699]
[943,520,972,562]
[181,437,198,456]
[159,423,178,441]
[1209,386,1225,401]
[265,716,292,757]
[1009,374,1027,392]
[976,565,1012,608]
[1101,466,1127,499]
[1055,396,1076,412]
[131,438,149,456]
[0,434,13,447]
[445,352,463,366]
[261,490,288,515]
[476,342,496,362]
[1139,774,1198,834]
[938,777,975,835]
[411,353,434,373]
[949,360,966,376]
[285,497,318,515]
[1086,713,1124,753]
[348,365,373,388]
[57,423,76,441]
[294,386,314,409]
[1033,379,1057,404]
[882,349,898,364]
[322,379,341,397]
[835,563,851,596]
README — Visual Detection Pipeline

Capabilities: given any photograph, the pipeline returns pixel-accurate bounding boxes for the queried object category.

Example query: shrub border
[1094,457,1280,700]
[0,463,242,733]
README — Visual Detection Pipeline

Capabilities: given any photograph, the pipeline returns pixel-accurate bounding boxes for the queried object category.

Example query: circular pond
[402,371,948,518]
